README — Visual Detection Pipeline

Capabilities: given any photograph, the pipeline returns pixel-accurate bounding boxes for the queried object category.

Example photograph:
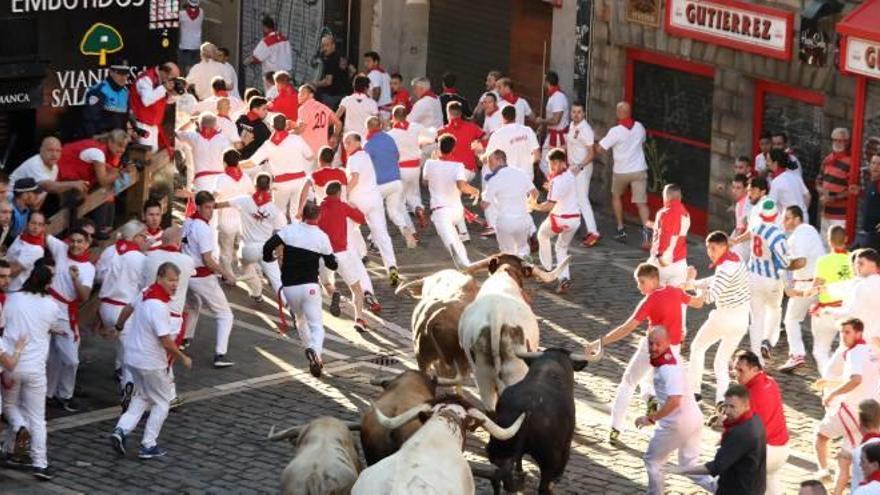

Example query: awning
[837,0,880,44]
[837,1,880,79]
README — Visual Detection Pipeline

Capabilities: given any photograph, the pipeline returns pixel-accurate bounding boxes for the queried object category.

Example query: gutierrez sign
[842,36,880,80]
[664,0,794,60]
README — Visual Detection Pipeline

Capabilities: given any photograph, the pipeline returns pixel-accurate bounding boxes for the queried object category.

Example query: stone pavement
[1,210,833,494]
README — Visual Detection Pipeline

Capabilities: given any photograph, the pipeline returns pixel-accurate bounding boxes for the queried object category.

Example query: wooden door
[508,0,554,115]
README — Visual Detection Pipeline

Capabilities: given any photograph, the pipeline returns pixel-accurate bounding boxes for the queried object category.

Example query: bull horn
[464,256,494,274]
[468,409,526,441]
[514,351,544,360]
[394,277,425,297]
[530,256,572,283]
[266,424,305,441]
[436,376,464,386]
[344,421,362,431]
[373,402,433,430]
[572,339,604,363]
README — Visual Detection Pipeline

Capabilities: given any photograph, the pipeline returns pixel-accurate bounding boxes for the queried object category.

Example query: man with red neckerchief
[438,101,483,182]
[211,149,255,279]
[364,52,392,121]
[496,77,533,126]
[235,96,270,160]
[245,16,292,89]
[6,211,47,292]
[193,77,245,117]
[389,74,411,114]
[534,71,569,179]
[857,444,880,494]
[408,77,443,130]
[387,105,429,228]
[438,72,471,125]
[142,199,164,247]
[336,75,378,139]
[648,184,690,286]
[176,112,235,193]
[45,228,95,413]
[636,326,711,495]
[267,71,298,121]
[849,400,880,493]
[130,62,180,152]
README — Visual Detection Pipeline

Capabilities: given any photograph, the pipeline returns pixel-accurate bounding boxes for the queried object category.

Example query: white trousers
[575,164,598,234]
[766,443,790,495]
[431,206,470,266]
[378,180,414,232]
[611,338,681,431]
[282,284,325,357]
[320,249,373,294]
[273,177,307,220]
[496,214,532,257]
[46,325,79,400]
[687,305,749,404]
[185,275,234,354]
[99,303,133,387]
[645,417,713,495]
[114,366,175,449]
[749,274,784,361]
[353,197,396,270]
[2,371,48,468]
[812,312,841,377]
[538,216,579,280]
[783,294,815,357]
[481,165,497,229]
[240,241,283,298]
[657,259,689,287]
[400,167,423,212]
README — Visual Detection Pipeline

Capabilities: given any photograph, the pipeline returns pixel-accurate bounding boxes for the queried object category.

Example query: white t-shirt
[787,223,826,282]
[853,437,880,493]
[498,97,533,126]
[770,170,810,223]
[483,166,534,218]
[388,122,427,164]
[755,152,767,175]
[252,32,293,74]
[186,59,229,101]
[423,158,467,211]
[652,362,702,427]
[177,130,231,181]
[10,154,58,184]
[229,196,287,244]
[346,150,380,207]
[123,294,172,370]
[598,122,648,174]
[548,170,579,216]
[544,91,570,134]
[367,70,392,109]
[833,274,880,341]
[408,95,444,130]
[142,248,194,316]
[2,292,62,374]
[217,116,242,144]
[485,123,540,182]
[178,7,204,50]
[96,245,146,304]
[841,344,880,409]
[339,93,379,137]
[482,110,503,137]
[212,172,255,230]
[855,481,880,495]
[182,217,215,269]
[566,120,595,167]
[248,133,314,177]
[46,236,95,325]
[5,237,45,292]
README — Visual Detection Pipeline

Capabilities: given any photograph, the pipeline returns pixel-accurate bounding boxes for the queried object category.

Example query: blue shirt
[364,132,401,185]
[10,202,29,239]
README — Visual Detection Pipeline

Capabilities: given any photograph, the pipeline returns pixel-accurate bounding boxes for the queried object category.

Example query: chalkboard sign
[632,61,713,143]
[762,93,827,182]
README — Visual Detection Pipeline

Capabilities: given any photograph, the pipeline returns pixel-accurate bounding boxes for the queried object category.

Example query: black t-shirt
[235,114,271,160]
[320,51,348,97]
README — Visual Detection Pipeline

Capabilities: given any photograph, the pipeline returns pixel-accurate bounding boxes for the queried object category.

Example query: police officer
[82,61,134,137]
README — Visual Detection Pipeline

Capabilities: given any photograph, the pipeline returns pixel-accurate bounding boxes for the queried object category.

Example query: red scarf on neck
[770,166,786,179]
[862,471,880,486]
[215,89,229,97]
[649,349,677,367]
[190,211,210,223]
[115,239,141,255]
[246,110,261,122]
[366,129,380,141]
[442,87,458,95]
[19,232,45,246]
[618,118,635,130]
[185,6,200,20]
[149,244,180,253]
[349,147,363,157]
[225,166,243,181]
[863,432,880,446]
[501,92,518,105]
[709,250,741,268]
[392,120,409,131]
[198,126,219,140]
[373,66,386,74]
[270,130,288,145]
[834,247,848,254]
[546,85,560,97]
[143,283,172,303]
[722,410,754,440]
[253,190,272,206]
[67,249,91,263]
[845,338,867,360]
[420,90,437,100]
[146,226,162,237]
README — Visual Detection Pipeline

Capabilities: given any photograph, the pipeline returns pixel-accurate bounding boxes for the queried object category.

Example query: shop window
[760,93,827,183]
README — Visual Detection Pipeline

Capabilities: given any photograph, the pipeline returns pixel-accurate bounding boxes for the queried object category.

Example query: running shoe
[581,232,601,247]
[110,427,126,456]
[213,354,235,368]
[480,227,496,238]
[329,292,341,317]
[557,278,571,294]
[389,267,400,287]
[61,398,80,413]
[364,292,382,314]
[761,339,772,360]
[32,466,53,481]
[354,318,368,334]
[138,445,168,459]
[613,228,627,243]
[305,348,323,378]
[608,428,624,448]
[778,354,805,373]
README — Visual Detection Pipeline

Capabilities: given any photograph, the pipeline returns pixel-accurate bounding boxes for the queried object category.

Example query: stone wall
[587,0,861,231]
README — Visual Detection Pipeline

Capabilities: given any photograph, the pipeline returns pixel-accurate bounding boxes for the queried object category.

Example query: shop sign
[843,36,880,80]
[665,0,794,60]
[626,0,660,28]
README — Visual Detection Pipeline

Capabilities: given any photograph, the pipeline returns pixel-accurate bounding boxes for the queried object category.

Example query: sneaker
[480,227,496,238]
[778,354,805,373]
[169,396,184,410]
[415,207,428,230]
[641,227,652,251]
[364,292,382,314]
[608,428,624,447]
[213,354,235,368]
[362,256,369,265]
[250,294,264,304]
[646,396,659,416]
[110,427,126,456]
[61,398,80,413]
[138,445,168,459]
[556,278,571,294]
[329,292,341,317]
[120,381,134,413]
[46,397,63,409]
[305,348,323,378]
[179,338,192,352]
[581,232,601,247]
[705,401,726,428]
[761,340,772,360]
[613,228,627,243]
[354,318,368,333]
[32,466,53,481]
[389,267,400,287]
[368,241,379,254]
[13,427,30,461]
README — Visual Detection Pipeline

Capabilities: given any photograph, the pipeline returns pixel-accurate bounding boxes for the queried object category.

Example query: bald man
[10,137,89,203]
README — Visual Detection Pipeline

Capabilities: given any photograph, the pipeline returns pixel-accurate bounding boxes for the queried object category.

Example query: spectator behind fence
[855,153,880,251]
[0,199,13,253]
[10,137,89,209]
[9,179,43,239]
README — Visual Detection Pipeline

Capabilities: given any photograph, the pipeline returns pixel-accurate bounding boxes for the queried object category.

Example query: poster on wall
[0,0,178,140]
[625,0,660,28]
[574,0,593,106]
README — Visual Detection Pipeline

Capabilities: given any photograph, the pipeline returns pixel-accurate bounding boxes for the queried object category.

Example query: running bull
[459,254,571,410]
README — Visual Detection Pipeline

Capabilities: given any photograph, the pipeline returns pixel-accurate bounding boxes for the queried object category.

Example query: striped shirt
[748,222,790,280]
[700,254,750,309]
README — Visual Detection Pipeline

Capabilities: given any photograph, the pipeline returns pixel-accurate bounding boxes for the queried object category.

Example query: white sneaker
[778,355,805,373]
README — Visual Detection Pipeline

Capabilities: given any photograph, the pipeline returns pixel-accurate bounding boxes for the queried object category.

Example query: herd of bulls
[267,254,604,494]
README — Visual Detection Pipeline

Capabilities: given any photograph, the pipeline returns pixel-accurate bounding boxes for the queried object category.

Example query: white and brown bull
[459,254,571,410]
[395,269,478,380]
[351,397,526,495]
[267,416,362,495]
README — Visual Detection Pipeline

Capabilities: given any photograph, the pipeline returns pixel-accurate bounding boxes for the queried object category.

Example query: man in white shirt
[193,77,245,117]
[110,262,192,460]
[186,43,231,101]
[176,112,236,192]
[597,101,651,247]
[778,206,826,372]
[481,149,537,257]
[754,131,772,175]
[178,0,204,73]
[531,148,580,293]
[566,102,600,247]
[408,77,443,131]
[212,150,255,277]
[245,15,292,87]
[825,249,880,349]
[10,137,88,204]
[771,131,803,176]
[142,226,195,359]
[6,211,46,292]
[388,105,430,228]
[481,93,503,137]
[496,77,533,126]
[483,106,540,183]
[181,191,237,368]
[423,134,480,266]
[344,132,400,286]
[768,148,811,224]
[336,75,378,138]
[534,71,569,178]
[364,51,392,120]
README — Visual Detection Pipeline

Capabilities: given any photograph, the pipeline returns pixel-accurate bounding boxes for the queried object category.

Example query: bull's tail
[489,312,503,379]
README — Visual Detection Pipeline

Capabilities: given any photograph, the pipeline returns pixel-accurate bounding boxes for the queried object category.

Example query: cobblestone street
[1,213,831,494]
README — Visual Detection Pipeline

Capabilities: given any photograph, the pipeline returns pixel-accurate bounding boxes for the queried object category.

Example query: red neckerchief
[225,166,243,181]
[198,126,219,140]
[373,66,386,74]
[439,153,455,161]
[115,239,141,255]
[0,291,5,306]
[253,190,272,206]
[142,283,172,303]
[189,211,210,223]
[649,349,677,367]
[185,6,200,20]
[146,226,162,237]
[419,90,437,100]
[770,166,785,179]
[845,338,867,360]
[501,92,518,105]
[19,232,45,246]
[215,89,229,97]
[618,118,635,130]
[862,471,880,486]
[392,120,409,131]
[709,250,741,269]
[442,87,458,95]
[366,129,380,141]
[722,410,754,440]
[67,249,91,263]
[270,130,288,145]
[862,432,880,446]
[546,85,560,97]
[246,110,261,121]
[149,244,180,253]
[349,147,364,157]
[262,31,287,46]
[278,84,295,97]
[834,248,848,254]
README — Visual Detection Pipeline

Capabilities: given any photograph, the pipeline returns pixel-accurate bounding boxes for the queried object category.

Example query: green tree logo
[80,23,124,66]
